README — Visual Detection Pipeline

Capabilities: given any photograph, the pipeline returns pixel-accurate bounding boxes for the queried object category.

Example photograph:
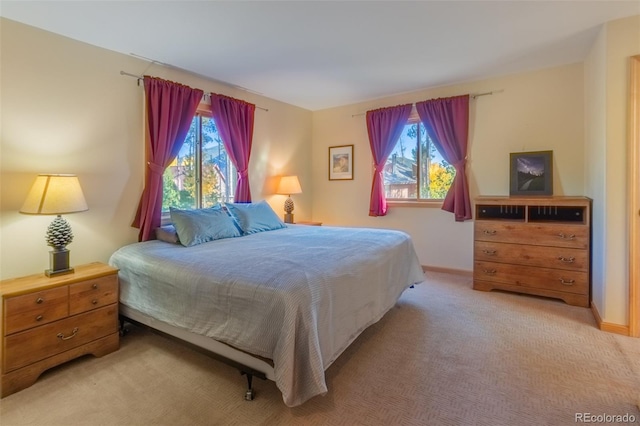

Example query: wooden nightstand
[0,262,120,397]
[295,221,322,226]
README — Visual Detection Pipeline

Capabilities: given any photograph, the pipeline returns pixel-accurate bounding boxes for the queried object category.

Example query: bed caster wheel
[242,372,255,401]
[118,318,129,337]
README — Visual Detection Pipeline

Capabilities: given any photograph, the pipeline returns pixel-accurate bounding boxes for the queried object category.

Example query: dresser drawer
[474,261,589,295]
[3,304,118,373]
[474,241,588,271]
[475,222,589,249]
[69,275,118,315]
[4,287,68,335]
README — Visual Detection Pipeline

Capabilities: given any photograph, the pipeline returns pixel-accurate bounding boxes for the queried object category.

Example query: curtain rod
[350,90,504,117]
[471,89,504,99]
[120,71,269,112]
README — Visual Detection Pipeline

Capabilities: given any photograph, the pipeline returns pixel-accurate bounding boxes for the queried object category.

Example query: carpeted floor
[1,271,638,426]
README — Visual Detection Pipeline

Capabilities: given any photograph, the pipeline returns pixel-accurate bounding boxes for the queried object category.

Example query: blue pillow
[169,206,241,247]
[155,224,180,244]
[225,201,286,235]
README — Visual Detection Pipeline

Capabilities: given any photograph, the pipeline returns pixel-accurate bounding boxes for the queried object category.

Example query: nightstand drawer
[4,287,68,335]
[69,275,118,315]
[4,304,118,373]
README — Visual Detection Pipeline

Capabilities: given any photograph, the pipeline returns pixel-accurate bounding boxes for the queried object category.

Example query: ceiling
[2,1,639,111]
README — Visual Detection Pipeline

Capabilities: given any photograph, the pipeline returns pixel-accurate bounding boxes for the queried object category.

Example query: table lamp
[20,174,89,277]
[276,175,302,223]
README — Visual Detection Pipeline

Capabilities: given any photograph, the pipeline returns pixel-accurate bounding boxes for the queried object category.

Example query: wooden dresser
[1,262,119,397]
[473,196,592,307]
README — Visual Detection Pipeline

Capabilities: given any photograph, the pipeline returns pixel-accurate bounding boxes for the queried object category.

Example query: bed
[109,205,424,407]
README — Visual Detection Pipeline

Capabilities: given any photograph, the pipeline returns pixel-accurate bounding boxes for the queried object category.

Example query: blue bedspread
[109,225,424,406]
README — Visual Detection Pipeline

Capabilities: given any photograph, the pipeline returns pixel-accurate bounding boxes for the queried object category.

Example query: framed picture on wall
[329,145,354,180]
[509,150,553,196]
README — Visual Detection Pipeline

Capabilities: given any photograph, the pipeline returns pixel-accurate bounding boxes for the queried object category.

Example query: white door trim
[629,55,639,337]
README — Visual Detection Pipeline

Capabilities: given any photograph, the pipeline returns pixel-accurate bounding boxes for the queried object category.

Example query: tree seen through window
[162,113,236,211]
[384,121,455,200]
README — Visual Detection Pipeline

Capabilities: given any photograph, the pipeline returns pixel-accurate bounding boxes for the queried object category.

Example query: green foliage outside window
[385,122,455,200]
[162,114,233,212]
[429,161,456,199]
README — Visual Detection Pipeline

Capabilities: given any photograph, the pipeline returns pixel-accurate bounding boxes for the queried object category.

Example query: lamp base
[45,248,74,277]
[45,267,74,278]
[284,213,294,224]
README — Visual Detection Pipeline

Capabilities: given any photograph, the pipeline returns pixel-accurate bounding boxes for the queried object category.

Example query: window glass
[384,121,455,200]
[162,114,236,212]
[201,116,236,207]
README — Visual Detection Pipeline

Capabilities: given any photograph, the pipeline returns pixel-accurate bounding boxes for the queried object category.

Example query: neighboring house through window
[162,108,236,212]
[384,116,455,201]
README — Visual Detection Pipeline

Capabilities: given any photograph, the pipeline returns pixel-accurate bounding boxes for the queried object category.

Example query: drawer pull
[35,315,43,321]
[36,297,44,304]
[483,230,497,235]
[92,283,98,290]
[482,269,497,275]
[559,278,575,286]
[482,249,497,255]
[558,233,576,240]
[92,299,98,305]
[57,327,79,341]
[557,256,575,263]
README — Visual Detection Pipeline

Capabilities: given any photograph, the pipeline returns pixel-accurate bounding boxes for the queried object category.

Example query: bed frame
[118,304,274,400]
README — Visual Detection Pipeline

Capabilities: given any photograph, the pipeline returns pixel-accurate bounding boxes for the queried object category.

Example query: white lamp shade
[20,174,88,215]
[276,175,302,195]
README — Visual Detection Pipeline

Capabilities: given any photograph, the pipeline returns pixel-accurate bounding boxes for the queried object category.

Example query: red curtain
[132,76,203,241]
[416,95,472,221]
[209,94,256,203]
[366,104,412,216]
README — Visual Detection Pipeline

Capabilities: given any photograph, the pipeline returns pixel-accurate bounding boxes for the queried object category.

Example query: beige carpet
[1,272,639,426]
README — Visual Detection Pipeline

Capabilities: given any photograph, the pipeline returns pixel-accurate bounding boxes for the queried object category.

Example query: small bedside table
[0,262,120,397]
[295,221,322,226]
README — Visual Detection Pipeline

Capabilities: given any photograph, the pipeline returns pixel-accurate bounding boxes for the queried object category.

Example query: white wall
[585,15,640,326]
[311,64,585,271]
[0,18,313,279]
[584,25,608,319]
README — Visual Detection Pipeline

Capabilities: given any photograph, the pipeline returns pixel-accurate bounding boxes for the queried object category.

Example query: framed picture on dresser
[509,150,553,196]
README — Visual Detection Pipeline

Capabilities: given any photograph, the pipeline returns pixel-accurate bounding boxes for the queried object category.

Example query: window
[162,110,236,212]
[384,119,455,201]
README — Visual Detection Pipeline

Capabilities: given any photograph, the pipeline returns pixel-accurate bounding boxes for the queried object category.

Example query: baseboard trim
[422,265,473,277]
[590,302,630,336]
